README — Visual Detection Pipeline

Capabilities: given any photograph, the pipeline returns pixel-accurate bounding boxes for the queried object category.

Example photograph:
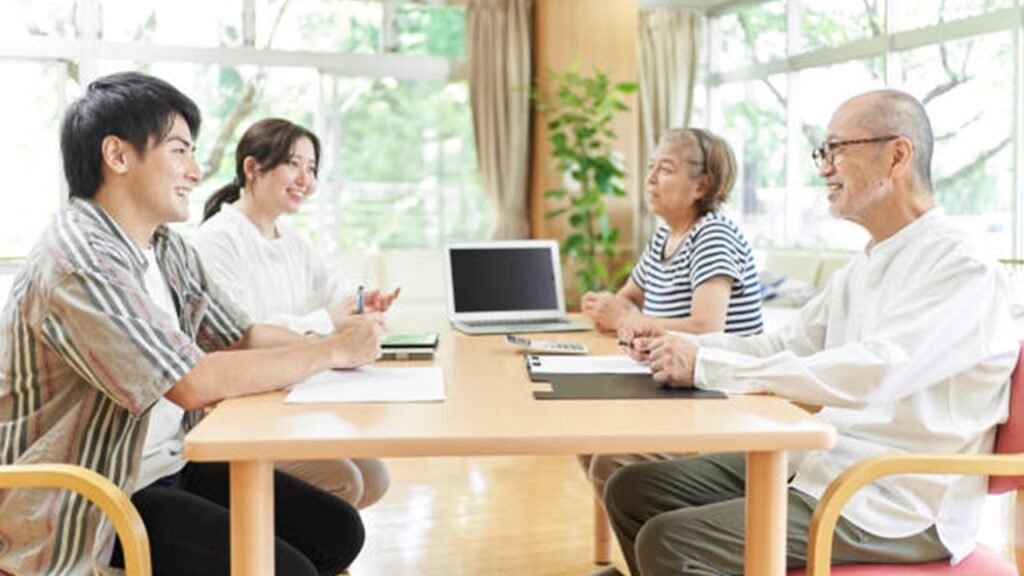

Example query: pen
[356,285,365,314]
[617,339,631,348]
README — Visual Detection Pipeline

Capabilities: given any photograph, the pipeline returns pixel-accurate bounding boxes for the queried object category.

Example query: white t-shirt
[136,247,188,490]
[192,204,349,335]
[692,209,1019,562]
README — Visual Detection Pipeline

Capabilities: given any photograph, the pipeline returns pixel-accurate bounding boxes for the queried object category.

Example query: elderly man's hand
[647,334,698,388]
[617,322,665,362]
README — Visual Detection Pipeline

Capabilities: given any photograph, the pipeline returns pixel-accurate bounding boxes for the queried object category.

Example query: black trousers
[111,462,364,576]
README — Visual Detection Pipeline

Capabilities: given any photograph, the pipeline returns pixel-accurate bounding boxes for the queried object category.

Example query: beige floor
[348,455,622,576]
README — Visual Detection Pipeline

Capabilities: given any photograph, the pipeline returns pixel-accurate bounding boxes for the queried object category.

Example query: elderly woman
[579,127,763,498]
[581,127,762,338]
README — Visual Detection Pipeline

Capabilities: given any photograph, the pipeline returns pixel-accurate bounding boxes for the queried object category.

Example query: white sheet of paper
[285,366,445,404]
[527,354,651,374]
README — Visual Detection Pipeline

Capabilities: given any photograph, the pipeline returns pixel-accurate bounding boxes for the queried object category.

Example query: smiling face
[644,139,705,222]
[123,113,202,225]
[819,98,894,224]
[246,136,318,218]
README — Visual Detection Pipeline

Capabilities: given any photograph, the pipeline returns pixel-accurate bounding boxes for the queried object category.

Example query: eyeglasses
[811,135,899,170]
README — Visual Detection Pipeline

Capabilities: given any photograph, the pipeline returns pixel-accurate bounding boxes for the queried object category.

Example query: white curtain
[466,0,534,239]
[636,8,702,250]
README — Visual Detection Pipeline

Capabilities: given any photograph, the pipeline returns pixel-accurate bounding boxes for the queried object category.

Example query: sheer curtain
[635,8,702,250]
[466,0,534,239]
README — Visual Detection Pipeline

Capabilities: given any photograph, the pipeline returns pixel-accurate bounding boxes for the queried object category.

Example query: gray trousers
[603,453,950,576]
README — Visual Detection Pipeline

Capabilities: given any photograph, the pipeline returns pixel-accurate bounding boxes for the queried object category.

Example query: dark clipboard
[532,373,727,400]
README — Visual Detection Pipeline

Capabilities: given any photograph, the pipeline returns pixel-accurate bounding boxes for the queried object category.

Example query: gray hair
[851,89,934,191]
[658,127,738,215]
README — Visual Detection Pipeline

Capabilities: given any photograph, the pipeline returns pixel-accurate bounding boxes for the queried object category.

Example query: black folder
[532,373,726,400]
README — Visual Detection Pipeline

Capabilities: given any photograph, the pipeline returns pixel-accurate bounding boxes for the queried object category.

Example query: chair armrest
[806,453,1024,576]
[0,464,150,576]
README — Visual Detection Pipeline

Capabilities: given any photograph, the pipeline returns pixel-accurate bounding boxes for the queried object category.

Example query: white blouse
[192,204,347,336]
[693,209,1019,563]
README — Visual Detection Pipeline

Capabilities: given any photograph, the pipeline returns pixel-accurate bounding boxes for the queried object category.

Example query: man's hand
[326,313,384,368]
[581,291,630,333]
[647,335,698,388]
[617,323,666,362]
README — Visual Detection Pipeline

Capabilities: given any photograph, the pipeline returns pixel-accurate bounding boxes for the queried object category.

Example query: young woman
[193,118,397,509]
[579,127,763,498]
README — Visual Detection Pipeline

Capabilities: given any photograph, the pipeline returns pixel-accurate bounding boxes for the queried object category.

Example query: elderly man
[605,89,1019,575]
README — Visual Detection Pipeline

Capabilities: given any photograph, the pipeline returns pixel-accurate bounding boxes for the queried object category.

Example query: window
[101,0,244,46]
[0,0,489,262]
[0,60,67,259]
[706,0,1022,258]
[321,76,486,251]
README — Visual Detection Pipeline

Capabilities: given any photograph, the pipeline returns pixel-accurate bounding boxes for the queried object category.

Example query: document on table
[526,354,651,376]
[285,366,445,404]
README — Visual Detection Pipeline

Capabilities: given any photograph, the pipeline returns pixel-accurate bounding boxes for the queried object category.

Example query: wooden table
[184,322,835,576]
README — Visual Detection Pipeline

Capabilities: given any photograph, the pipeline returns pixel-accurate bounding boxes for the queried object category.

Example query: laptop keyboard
[462,318,571,327]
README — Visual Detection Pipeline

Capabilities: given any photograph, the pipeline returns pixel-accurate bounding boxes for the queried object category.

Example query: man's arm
[230,323,311,350]
[166,314,382,410]
[695,259,1016,408]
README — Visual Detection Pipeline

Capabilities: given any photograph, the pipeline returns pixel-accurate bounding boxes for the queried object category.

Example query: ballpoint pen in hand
[356,285,365,314]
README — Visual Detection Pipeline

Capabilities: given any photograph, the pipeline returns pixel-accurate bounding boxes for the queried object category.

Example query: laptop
[444,240,592,335]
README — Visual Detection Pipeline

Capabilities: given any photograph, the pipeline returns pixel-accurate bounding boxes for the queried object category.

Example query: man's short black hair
[60,71,201,199]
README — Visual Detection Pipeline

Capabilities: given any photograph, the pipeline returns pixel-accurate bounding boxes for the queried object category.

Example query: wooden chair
[0,463,151,576]
[789,341,1024,576]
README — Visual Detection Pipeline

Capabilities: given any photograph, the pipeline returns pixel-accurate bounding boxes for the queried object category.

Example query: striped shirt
[0,199,250,576]
[632,212,763,335]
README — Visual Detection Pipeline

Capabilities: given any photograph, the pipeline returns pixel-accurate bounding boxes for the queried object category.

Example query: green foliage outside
[719,0,1013,248]
[119,1,482,249]
[532,68,637,295]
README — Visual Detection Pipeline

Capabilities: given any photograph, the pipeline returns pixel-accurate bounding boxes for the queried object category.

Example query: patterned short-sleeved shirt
[631,211,763,335]
[0,199,251,576]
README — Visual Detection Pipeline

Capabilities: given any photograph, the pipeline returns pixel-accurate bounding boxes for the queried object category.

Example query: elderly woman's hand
[581,291,631,333]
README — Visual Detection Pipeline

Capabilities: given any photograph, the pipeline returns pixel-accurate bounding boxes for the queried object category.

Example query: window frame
[704,0,1023,257]
[0,0,473,259]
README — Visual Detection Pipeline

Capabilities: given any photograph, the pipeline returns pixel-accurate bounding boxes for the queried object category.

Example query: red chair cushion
[990,341,1024,494]
[785,548,1014,576]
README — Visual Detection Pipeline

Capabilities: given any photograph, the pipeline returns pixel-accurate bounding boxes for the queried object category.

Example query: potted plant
[532,67,637,297]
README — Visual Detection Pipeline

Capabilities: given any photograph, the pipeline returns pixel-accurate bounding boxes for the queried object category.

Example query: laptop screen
[449,246,560,313]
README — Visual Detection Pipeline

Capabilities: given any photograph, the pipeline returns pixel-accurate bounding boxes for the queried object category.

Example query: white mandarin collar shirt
[693,209,1018,562]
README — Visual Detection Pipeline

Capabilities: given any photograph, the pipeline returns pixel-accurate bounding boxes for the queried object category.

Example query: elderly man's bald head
[837,89,934,191]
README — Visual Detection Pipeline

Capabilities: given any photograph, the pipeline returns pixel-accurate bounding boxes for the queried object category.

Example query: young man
[0,72,381,576]
[608,90,1019,575]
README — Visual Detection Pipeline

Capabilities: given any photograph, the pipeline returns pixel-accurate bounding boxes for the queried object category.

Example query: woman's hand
[364,286,401,313]
[329,286,402,328]
[581,291,631,333]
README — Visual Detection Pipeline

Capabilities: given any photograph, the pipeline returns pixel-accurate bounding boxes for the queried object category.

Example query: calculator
[505,334,588,355]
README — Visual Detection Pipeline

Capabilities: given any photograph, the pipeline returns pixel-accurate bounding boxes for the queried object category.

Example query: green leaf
[535,65,633,297]
[564,233,586,255]
[612,261,634,283]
